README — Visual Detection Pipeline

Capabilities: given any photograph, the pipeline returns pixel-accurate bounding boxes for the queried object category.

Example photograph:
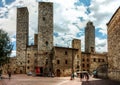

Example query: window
[77,65,79,69]
[57,60,60,64]
[93,58,96,62]
[34,53,37,57]
[91,47,94,52]
[65,51,67,55]
[46,41,48,46]
[28,53,30,58]
[87,64,89,67]
[27,66,29,69]
[102,59,104,62]
[83,69,85,71]
[43,17,45,21]
[82,59,85,62]
[77,55,79,58]
[46,59,48,65]
[82,64,85,67]
[28,60,30,63]
[49,68,51,71]
[87,58,89,62]
[65,60,68,64]
[98,59,100,62]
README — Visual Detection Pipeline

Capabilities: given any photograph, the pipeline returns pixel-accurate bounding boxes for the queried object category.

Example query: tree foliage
[0,29,13,66]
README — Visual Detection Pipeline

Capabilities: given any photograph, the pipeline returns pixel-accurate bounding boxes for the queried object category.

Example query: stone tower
[38,2,53,51]
[72,39,81,71]
[16,7,29,73]
[85,21,95,53]
[72,39,81,50]
[37,2,53,73]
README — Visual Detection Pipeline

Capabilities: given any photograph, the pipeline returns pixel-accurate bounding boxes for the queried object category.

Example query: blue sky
[0,0,120,56]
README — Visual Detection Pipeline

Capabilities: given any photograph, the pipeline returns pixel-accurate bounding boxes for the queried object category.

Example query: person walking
[7,70,11,80]
[84,73,89,81]
[80,73,83,82]
[70,73,74,80]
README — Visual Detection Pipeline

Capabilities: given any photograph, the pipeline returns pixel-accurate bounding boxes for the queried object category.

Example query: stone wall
[26,46,37,73]
[81,52,107,74]
[2,57,17,74]
[90,53,107,73]
[107,7,120,81]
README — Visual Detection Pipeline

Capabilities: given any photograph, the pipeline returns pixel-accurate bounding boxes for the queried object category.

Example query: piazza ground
[0,74,120,85]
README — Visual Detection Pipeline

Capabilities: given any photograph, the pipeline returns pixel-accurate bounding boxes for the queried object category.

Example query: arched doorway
[56,69,61,77]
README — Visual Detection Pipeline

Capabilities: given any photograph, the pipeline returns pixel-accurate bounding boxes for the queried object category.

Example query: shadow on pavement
[82,79,120,85]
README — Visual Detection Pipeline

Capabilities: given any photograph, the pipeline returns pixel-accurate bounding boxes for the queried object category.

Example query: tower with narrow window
[85,21,95,53]
[16,7,29,73]
[37,2,53,73]
[38,2,53,51]
[72,39,81,71]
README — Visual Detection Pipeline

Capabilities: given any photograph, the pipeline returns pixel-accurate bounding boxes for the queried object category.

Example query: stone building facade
[2,57,17,74]
[53,39,81,76]
[107,7,120,81]
[2,2,107,77]
[90,53,107,72]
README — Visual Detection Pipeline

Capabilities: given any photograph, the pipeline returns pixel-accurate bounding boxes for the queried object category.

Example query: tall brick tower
[85,21,95,53]
[16,7,29,73]
[37,2,53,74]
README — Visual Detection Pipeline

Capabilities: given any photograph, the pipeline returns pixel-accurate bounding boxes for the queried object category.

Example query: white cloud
[11,37,16,42]
[95,37,107,53]
[0,0,119,54]
[87,0,120,53]
[10,50,16,57]
[89,0,120,35]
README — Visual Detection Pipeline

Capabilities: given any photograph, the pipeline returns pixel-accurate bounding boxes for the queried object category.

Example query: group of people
[70,72,89,81]
[80,72,89,81]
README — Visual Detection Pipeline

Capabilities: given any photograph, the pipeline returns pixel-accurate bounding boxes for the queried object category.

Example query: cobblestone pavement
[0,74,120,85]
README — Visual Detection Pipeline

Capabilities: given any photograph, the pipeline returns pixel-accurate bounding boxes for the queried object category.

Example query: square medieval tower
[85,21,95,53]
[37,2,53,72]
[16,7,29,73]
